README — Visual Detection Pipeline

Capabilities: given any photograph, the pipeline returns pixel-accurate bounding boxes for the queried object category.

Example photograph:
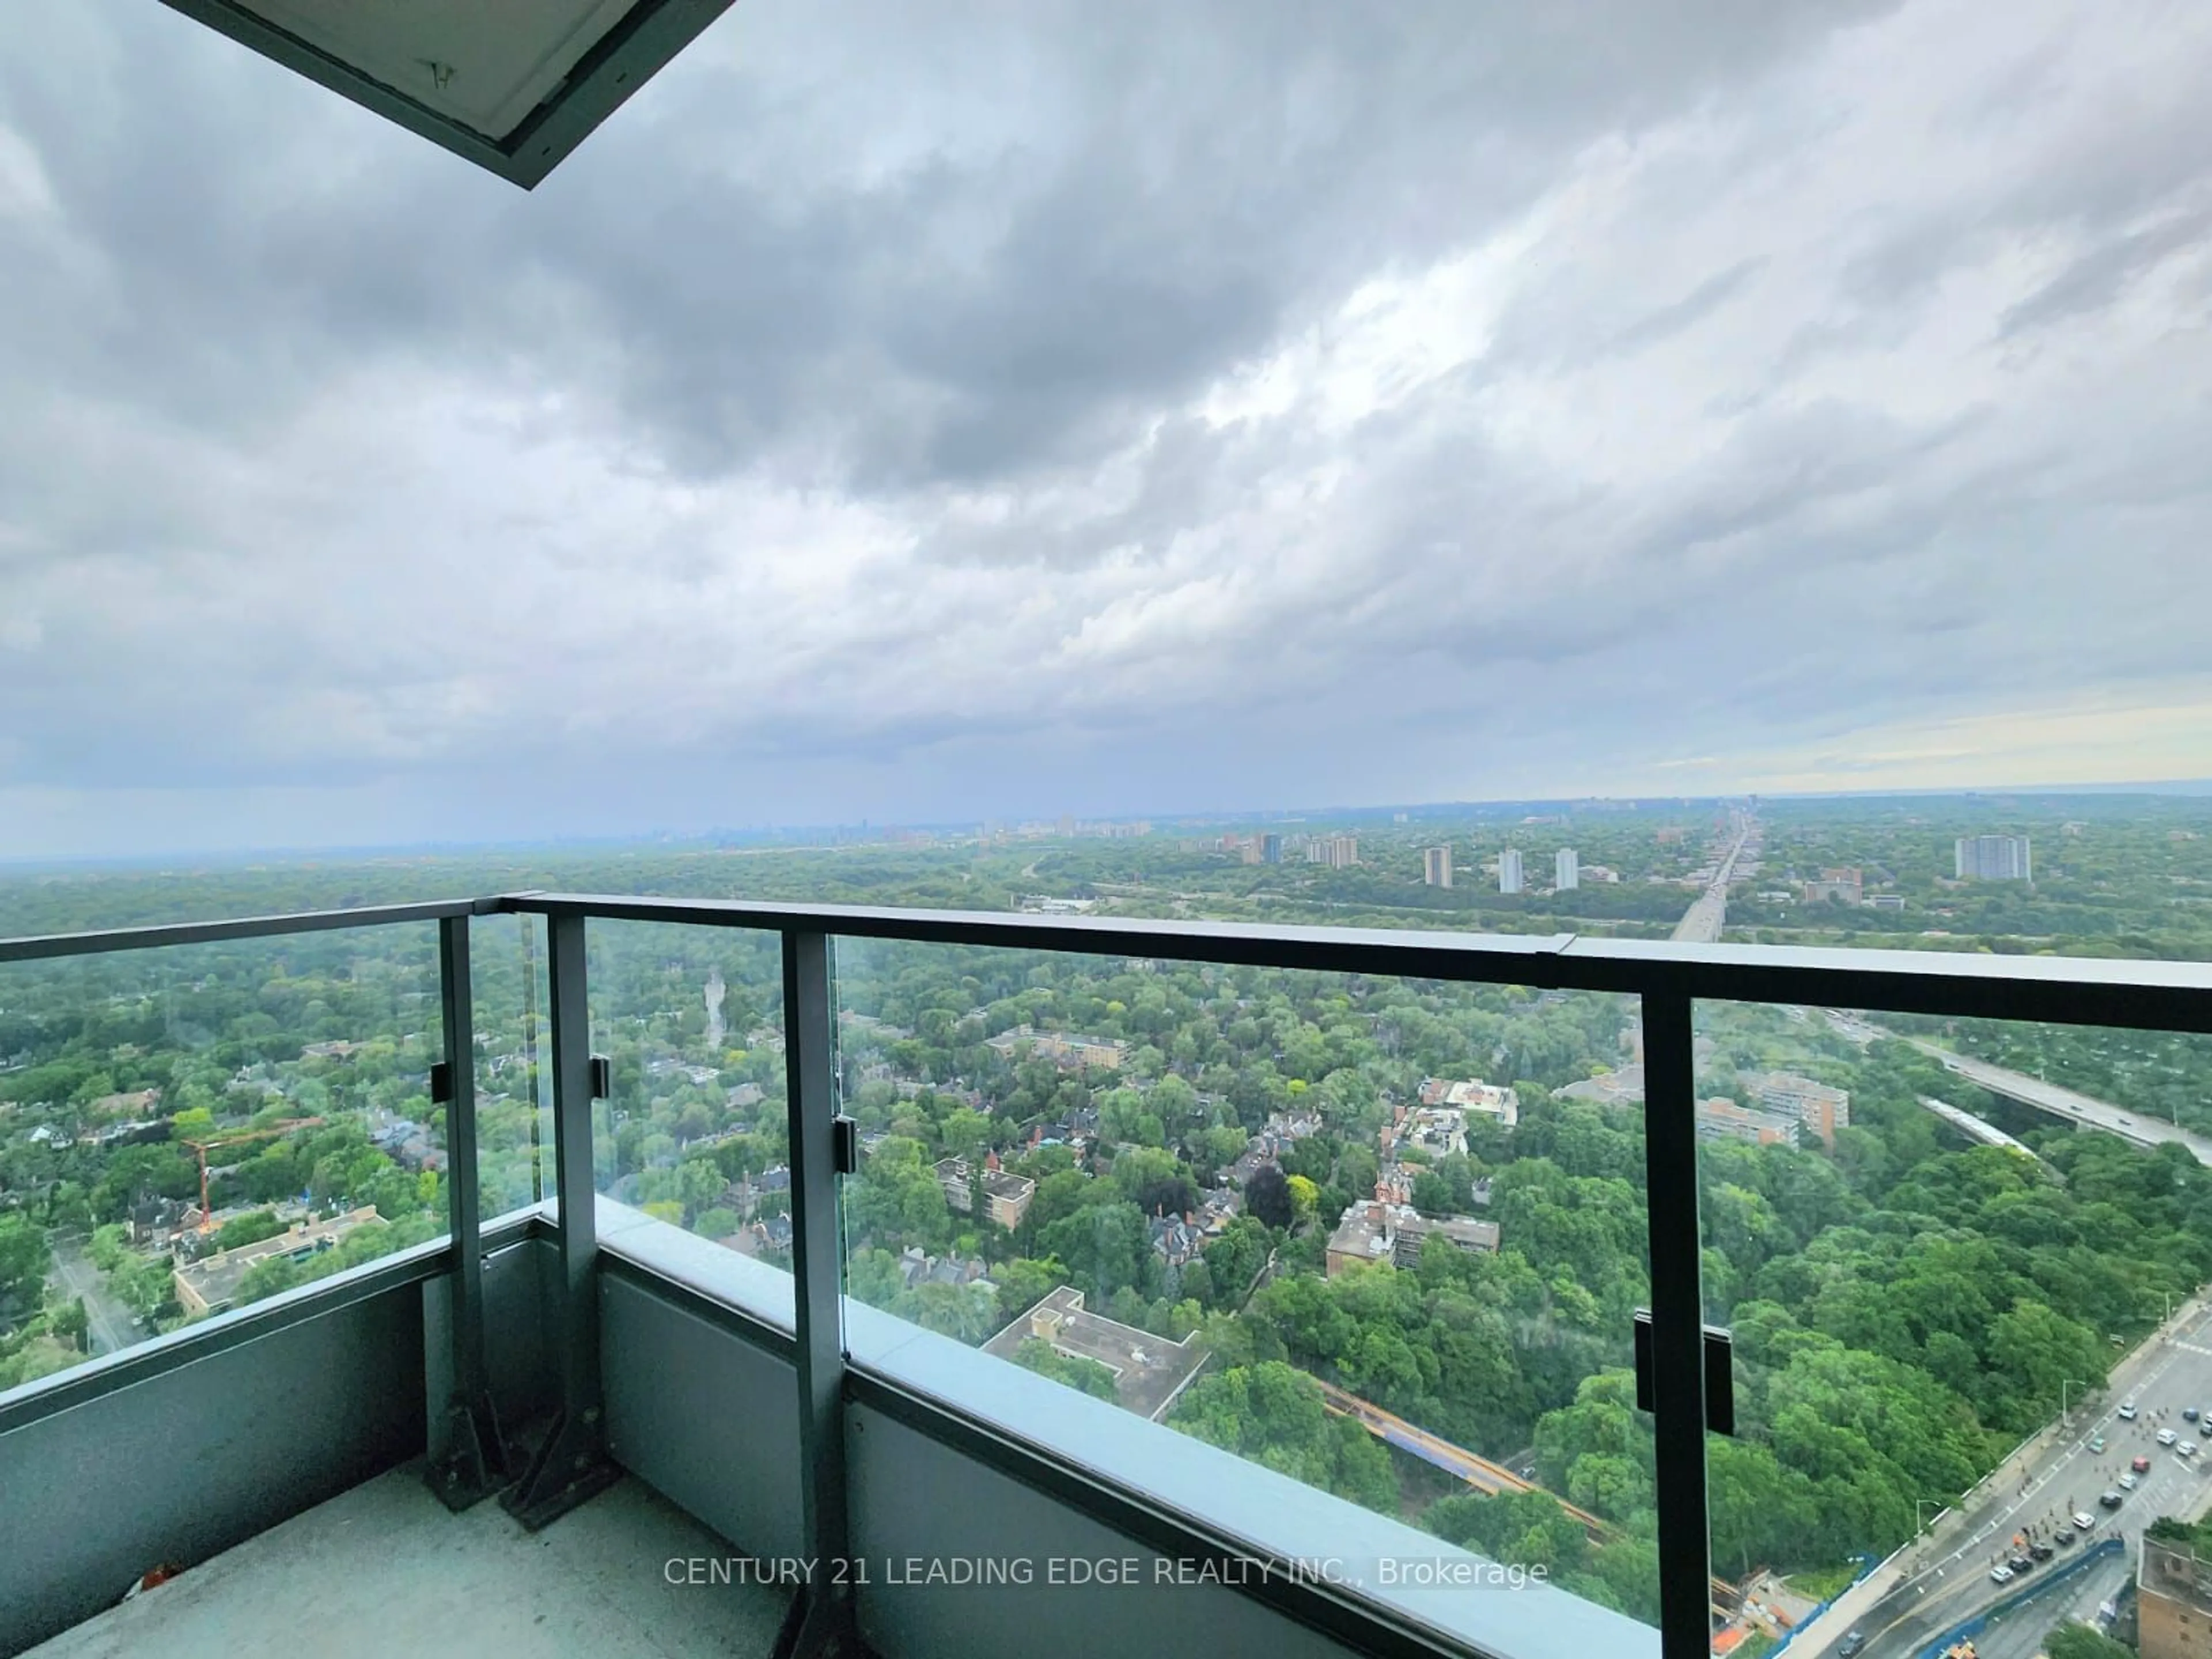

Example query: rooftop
[980,1286,1207,1422]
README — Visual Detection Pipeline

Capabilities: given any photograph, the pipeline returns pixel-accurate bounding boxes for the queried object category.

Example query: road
[47,1235,140,1358]
[1844,1303,2212,1658]
[1824,1012,2212,1168]
[1671,816,1753,944]
[1965,1543,2128,1659]
[1910,1044,2212,1166]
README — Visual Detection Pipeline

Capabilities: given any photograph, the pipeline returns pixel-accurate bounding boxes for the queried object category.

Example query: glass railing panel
[1690,998,2203,1659]
[573,919,790,1284]
[830,934,1660,1640]
[0,922,445,1388]
[471,911,556,1219]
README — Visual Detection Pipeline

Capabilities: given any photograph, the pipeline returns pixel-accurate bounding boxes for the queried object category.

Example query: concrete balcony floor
[26,1463,787,1659]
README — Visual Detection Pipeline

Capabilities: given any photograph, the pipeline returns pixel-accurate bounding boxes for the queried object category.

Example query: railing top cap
[1,890,2206,1031]
[494,892,2212,1029]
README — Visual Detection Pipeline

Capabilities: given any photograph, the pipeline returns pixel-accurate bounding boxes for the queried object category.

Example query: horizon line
[2,776,2207,873]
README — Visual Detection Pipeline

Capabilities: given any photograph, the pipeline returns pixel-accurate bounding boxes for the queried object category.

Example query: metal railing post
[1642,988,1714,1659]
[774,929,855,1658]
[503,910,619,1527]
[428,914,510,1508]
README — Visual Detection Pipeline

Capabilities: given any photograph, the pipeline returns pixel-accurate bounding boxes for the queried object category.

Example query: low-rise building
[1741,1071,1851,1147]
[982,1286,1208,1421]
[1325,1200,1499,1277]
[1558,1066,1645,1107]
[934,1156,1037,1229]
[1801,868,1863,906]
[2141,1529,2212,1659]
[1695,1099,1802,1147]
[1149,1212,1203,1267]
[984,1025,1127,1070]
[127,1197,190,1248]
[1415,1078,1519,1127]
[897,1247,993,1290]
[1386,1103,1470,1159]
[172,1205,382,1317]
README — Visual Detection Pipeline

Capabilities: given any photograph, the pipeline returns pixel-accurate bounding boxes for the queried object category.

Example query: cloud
[0,0,2209,857]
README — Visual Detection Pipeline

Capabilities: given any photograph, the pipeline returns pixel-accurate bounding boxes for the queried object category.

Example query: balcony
[3,894,2209,1659]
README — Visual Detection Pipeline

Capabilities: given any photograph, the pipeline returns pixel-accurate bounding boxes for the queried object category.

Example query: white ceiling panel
[158,0,737,187]
[238,0,637,138]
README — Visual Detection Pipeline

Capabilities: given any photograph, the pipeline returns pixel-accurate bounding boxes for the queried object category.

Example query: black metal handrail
[501,891,2212,1031]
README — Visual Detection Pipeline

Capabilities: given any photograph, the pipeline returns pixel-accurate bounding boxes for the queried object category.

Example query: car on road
[2161,1427,2179,1446]
[2120,1116,2135,1126]
[2090,1434,2108,1452]
[1990,1564,2014,1584]
[2008,1553,2033,1573]
[2055,1527,2077,1546]
[1836,1634,1865,1659]
[2120,1472,2139,1490]
[2075,1510,2097,1529]
[2101,1490,2126,1509]
[2186,1406,2200,1422]
[2136,1455,2154,1472]
[2120,1402,2140,1420]
[2185,1441,2200,1458]
[2031,1543,2054,1561]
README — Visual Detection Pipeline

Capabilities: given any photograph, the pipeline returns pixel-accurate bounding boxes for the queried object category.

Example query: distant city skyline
[3,779,2210,868]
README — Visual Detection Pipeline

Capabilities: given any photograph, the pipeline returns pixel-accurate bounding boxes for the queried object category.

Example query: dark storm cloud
[1,0,1898,492]
[4,0,2212,855]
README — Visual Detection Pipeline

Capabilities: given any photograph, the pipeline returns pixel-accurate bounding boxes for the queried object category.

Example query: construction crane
[183,1118,325,1235]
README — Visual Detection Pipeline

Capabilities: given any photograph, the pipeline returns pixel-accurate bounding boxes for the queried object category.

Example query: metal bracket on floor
[429,1389,512,1513]
[502,1404,620,1531]
[770,1584,866,1659]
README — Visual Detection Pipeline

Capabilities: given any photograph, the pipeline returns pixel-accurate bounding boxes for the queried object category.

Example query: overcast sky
[2,0,2209,858]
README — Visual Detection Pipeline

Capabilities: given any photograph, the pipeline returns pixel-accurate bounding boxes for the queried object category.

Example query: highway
[1824,1011,2212,1168]
[1671,816,1754,944]
[1838,1303,2212,1658]
[1909,1043,2212,1166]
